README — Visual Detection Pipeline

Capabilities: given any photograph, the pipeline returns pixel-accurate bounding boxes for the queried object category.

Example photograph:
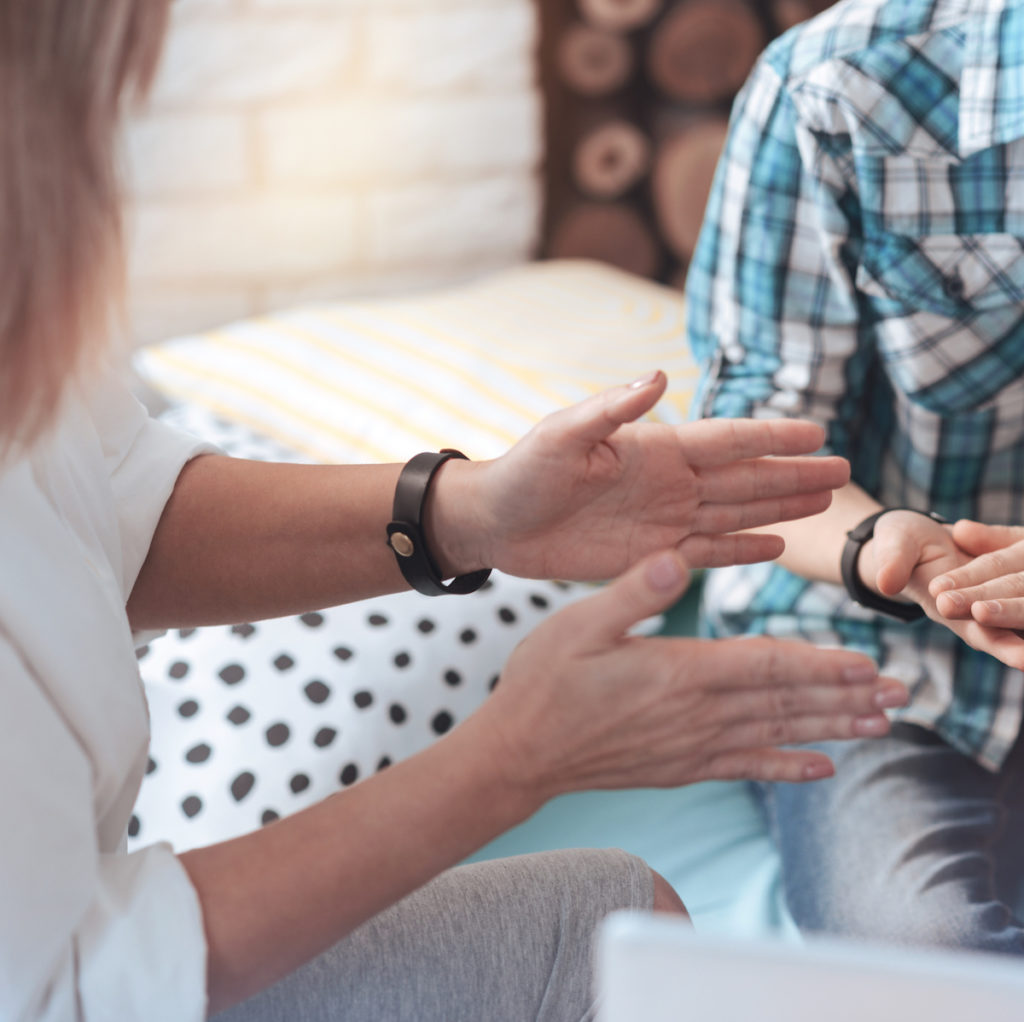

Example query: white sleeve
[0,637,208,1022]
[86,374,219,599]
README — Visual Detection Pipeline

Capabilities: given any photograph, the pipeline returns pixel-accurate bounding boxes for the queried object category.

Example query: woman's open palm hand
[468,371,850,581]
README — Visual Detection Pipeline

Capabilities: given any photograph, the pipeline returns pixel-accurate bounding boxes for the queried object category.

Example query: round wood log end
[772,0,835,31]
[651,119,729,259]
[648,0,766,104]
[579,0,664,33]
[557,23,635,97]
[573,120,653,199]
[548,202,661,278]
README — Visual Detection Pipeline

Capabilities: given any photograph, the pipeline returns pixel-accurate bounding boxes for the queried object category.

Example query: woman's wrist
[421,458,493,579]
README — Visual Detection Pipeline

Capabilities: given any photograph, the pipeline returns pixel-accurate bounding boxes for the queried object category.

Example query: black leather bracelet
[386,450,492,597]
[840,508,949,622]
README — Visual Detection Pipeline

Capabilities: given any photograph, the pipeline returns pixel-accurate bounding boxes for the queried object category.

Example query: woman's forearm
[126,454,480,630]
[127,392,856,630]
[181,716,539,1016]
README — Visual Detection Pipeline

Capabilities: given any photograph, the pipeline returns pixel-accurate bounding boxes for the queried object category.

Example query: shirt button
[943,270,965,300]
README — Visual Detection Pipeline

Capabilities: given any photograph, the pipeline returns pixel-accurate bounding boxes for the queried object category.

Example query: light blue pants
[213,848,653,1022]
[760,723,1024,952]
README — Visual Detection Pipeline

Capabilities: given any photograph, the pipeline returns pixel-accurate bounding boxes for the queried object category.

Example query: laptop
[597,911,1024,1022]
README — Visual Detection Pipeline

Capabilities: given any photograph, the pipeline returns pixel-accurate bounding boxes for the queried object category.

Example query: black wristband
[386,450,492,597]
[840,508,948,622]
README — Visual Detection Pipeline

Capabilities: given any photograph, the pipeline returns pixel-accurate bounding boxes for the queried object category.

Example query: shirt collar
[960,0,1024,155]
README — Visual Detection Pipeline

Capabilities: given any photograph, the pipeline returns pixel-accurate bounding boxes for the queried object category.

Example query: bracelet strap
[386,450,492,597]
[839,507,948,622]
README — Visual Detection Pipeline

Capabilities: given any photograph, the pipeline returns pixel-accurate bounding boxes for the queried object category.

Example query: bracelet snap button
[389,532,415,558]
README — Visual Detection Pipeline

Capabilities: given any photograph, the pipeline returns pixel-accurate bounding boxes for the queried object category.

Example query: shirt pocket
[855,231,1024,413]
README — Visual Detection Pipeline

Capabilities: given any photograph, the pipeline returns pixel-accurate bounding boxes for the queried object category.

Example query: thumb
[548,370,668,452]
[872,520,923,596]
[952,519,1024,556]
[564,550,691,647]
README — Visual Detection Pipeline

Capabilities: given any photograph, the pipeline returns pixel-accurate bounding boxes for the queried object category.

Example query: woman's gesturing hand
[429,371,850,582]
[465,550,908,798]
[861,512,1024,670]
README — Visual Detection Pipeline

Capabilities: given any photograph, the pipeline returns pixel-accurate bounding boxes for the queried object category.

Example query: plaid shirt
[688,0,1024,770]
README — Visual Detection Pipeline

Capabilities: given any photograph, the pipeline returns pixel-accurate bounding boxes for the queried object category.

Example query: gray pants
[214,848,653,1022]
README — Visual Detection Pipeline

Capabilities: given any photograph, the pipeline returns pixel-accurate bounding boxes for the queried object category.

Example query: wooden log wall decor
[537,0,839,285]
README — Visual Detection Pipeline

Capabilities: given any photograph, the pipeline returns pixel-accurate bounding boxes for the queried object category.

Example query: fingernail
[646,553,684,592]
[803,761,834,780]
[931,575,954,593]
[841,662,878,685]
[874,685,908,709]
[854,714,890,737]
[985,600,1003,615]
[629,370,660,390]
[940,591,965,610]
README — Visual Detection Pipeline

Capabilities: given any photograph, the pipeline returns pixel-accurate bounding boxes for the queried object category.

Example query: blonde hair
[0,1,171,447]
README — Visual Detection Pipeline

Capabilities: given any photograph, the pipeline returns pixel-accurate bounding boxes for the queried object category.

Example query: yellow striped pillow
[135,260,694,464]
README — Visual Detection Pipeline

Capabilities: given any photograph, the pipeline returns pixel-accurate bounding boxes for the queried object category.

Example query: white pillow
[134,260,694,465]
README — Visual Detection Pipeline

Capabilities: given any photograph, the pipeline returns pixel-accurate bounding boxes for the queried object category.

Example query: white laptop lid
[597,911,1024,1022]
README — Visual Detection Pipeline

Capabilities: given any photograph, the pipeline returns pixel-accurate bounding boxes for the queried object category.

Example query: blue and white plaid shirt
[688,0,1024,769]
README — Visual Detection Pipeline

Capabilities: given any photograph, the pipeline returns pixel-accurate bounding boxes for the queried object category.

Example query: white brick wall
[123,0,541,346]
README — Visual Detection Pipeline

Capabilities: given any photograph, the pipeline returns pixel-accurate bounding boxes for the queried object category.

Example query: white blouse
[0,374,214,1021]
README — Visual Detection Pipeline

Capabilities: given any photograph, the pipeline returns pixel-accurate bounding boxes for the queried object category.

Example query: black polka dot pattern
[432,711,454,735]
[130,407,599,855]
[304,680,331,704]
[219,663,245,685]
[227,705,251,725]
[132,569,598,852]
[185,743,212,764]
[231,772,255,802]
[266,723,290,747]
[314,727,337,748]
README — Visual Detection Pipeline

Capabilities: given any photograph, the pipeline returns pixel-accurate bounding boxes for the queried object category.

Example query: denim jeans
[758,723,1024,953]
